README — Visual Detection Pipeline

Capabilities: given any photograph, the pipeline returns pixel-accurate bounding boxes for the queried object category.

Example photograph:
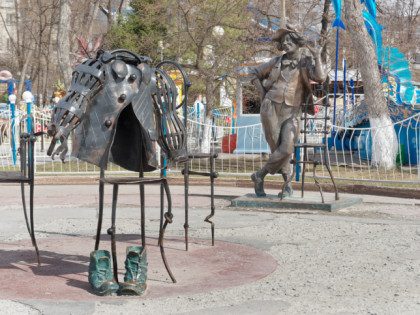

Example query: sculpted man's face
[280,34,298,54]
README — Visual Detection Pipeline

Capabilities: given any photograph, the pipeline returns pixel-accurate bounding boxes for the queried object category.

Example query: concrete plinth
[231,194,363,212]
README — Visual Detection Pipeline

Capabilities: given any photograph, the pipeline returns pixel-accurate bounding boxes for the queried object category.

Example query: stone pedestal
[231,194,363,212]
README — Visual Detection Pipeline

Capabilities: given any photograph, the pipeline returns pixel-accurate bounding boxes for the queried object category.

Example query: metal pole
[8,79,16,165]
[27,100,31,133]
[332,27,340,133]
[343,58,347,125]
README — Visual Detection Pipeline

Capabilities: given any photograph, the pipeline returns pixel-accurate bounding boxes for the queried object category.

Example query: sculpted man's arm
[306,42,327,83]
[307,52,327,83]
[313,52,327,83]
[251,76,266,100]
[249,58,278,99]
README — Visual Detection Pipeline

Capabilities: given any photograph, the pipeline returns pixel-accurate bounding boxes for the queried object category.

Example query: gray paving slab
[0,183,419,314]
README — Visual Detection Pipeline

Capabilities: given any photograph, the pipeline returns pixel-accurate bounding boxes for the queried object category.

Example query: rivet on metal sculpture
[47,49,189,296]
[249,23,328,199]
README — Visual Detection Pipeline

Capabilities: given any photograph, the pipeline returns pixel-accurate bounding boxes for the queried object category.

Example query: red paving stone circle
[0,236,277,301]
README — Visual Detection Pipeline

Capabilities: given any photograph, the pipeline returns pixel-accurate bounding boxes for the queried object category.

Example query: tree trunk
[343,0,397,169]
[200,77,216,153]
[320,0,331,64]
[16,49,33,106]
[86,0,101,39]
[57,0,73,89]
[13,0,22,69]
[42,13,55,107]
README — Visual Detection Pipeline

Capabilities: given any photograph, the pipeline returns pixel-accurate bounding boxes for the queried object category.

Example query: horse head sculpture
[47,49,189,172]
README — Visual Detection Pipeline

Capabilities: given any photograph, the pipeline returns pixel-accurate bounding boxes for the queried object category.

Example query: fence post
[8,80,16,165]
[295,140,300,182]
[22,91,33,133]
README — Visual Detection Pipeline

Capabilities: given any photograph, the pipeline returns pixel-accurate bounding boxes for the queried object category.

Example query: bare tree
[344,0,397,169]
[168,0,255,152]
[58,0,73,89]
[86,0,102,39]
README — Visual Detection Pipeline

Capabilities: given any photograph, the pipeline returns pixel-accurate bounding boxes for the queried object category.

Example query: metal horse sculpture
[47,49,189,295]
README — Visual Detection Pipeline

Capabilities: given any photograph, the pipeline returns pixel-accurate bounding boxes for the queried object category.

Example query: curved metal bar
[313,161,325,203]
[152,68,187,160]
[30,178,40,266]
[158,179,176,283]
[204,155,216,246]
[109,49,152,64]
[20,183,31,237]
[155,60,192,109]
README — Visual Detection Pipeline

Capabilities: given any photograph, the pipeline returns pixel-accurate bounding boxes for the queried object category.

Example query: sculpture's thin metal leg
[204,156,215,246]
[95,168,105,251]
[108,184,119,283]
[159,179,176,283]
[29,180,40,266]
[183,162,189,251]
[325,161,339,200]
[158,178,163,247]
[313,161,325,203]
[139,171,145,248]
[301,148,307,198]
[20,183,32,239]
[20,141,32,238]
[158,168,164,247]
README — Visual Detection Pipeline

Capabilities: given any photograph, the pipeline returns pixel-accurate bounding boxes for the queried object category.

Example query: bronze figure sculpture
[250,24,327,197]
[47,49,189,295]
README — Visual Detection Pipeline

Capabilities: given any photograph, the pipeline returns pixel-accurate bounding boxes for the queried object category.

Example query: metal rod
[204,156,216,246]
[29,176,40,265]
[159,179,176,283]
[139,166,145,248]
[332,26,340,132]
[95,168,105,250]
[110,184,119,283]
[183,161,189,251]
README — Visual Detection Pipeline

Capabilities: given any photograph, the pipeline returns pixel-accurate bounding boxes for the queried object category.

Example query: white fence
[0,108,419,185]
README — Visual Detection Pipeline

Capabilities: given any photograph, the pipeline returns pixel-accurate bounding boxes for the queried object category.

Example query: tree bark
[16,49,33,106]
[320,0,331,64]
[57,0,73,89]
[343,0,397,169]
[42,16,56,107]
[200,76,216,153]
[86,0,101,39]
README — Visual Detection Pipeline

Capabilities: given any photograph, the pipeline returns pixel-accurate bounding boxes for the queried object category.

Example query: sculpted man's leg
[260,99,281,152]
[251,167,269,197]
[262,117,299,197]
[279,117,300,197]
[251,99,281,197]
[280,173,294,198]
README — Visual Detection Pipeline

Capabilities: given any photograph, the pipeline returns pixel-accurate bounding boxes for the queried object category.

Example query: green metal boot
[88,250,119,296]
[119,246,148,296]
